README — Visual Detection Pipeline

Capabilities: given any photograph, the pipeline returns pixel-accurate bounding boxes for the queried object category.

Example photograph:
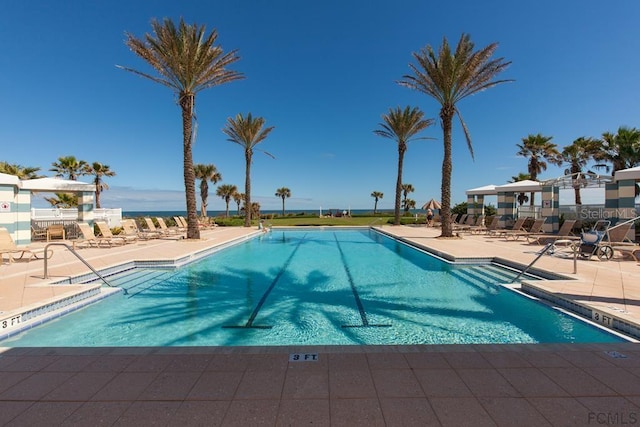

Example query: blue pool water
[3,229,624,346]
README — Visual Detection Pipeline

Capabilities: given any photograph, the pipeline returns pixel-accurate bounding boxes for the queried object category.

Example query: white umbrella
[422,198,441,210]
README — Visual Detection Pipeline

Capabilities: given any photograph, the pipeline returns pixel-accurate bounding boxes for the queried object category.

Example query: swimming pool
[2,229,625,346]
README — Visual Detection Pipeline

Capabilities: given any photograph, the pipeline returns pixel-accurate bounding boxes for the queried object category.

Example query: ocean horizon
[123,208,405,218]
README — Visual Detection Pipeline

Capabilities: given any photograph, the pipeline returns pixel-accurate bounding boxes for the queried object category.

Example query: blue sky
[1,1,639,212]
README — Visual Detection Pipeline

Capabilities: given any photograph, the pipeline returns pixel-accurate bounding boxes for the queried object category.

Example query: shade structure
[422,198,441,210]
[614,166,640,182]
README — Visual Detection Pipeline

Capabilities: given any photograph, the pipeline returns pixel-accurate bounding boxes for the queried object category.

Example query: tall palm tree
[561,137,600,205]
[594,126,640,173]
[516,134,562,206]
[119,18,243,239]
[233,191,244,215]
[216,184,237,217]
[85,162,116,209]
[50,155,87,180]
[371,191,383,214]
[0,162,41,179]
[401,183,415,213]
[193,164,222,217]
[222,113,275,227]
[275,187,291,216]
[398,34,512,237]
[594,127,640,197]
[373,106,433,225]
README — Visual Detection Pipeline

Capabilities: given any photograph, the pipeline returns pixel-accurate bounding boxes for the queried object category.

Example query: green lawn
[205,213,430,227]
[264,216,392,226]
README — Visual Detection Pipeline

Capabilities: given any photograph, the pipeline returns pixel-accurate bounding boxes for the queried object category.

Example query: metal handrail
[43,243,124,294]
[512,241,579,282]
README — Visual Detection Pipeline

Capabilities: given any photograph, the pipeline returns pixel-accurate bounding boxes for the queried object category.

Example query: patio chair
[75,222,122,249]
[46,223,66,241]
[156,217,183,236]
[487,217,529,238]
[31,225,47,241]
[526,219,578,245]
[458,215,485,233]
[145,218,183,239]
[606,221,639,261]
[606,221,635,245]
[172,216,187,230]
[121,219,159,240]
[503,217,547,241]
[453,214,476,231]
[0,227,53,264]
[95,221,132,244]
[471,216,499,235]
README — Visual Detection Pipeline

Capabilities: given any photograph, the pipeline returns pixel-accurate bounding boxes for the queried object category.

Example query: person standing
[426,208,433,227]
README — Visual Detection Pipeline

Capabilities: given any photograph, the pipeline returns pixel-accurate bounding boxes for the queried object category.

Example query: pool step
[447,265,527,293]
[88,268,180,295]
[448,268,502,293]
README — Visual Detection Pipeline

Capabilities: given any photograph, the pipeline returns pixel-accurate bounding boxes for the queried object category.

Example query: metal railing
[43,243,126,294]
[513,240,579,282]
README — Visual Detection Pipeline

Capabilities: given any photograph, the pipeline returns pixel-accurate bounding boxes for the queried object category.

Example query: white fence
[31,208,122,227]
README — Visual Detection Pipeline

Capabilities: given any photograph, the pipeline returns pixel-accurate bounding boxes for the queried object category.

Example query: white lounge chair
[0,227,52,264]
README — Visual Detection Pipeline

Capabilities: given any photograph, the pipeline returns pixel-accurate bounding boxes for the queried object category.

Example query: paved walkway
[0,224,639,426]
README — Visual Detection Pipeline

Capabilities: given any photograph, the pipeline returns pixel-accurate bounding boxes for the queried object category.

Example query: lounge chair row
[452,214,638,262]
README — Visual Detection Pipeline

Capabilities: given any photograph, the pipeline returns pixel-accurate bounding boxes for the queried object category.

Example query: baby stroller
[578,220,614,260]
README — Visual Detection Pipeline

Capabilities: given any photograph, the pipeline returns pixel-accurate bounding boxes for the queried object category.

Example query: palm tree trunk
[95,188,101,209]
[282,197,285,216]
[225,200,230,217]
[180,94,200,239]
[394,148,405,225]
[201,181,209,217]
[374,200,378,214]
[440,107,454,237]
[244,150,252,227]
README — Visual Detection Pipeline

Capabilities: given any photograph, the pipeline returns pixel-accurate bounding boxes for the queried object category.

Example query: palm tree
[398,33,512,237]
[233,192,244,215]
[84,162,116,209]
[0,162,41,179]
[193,164,222,217]
[216,184,237,217]
[45,193,78,208]
[593,127,640,197]
[119,18,243,239]
[241,202,261,219]
[50,155,87,180]
[275,187,291,216]
[371,191,383,214]
[401,183,415,213]
[404,198,416,213]
[373,106,434,225]
[222,113,275,227]
[516,134,562,206]
[561,137,601,205]
[510,172,531,206]
[594,126,640,173]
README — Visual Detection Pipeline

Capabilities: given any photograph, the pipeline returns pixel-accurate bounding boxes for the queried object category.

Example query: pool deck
[1,224,640,426]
